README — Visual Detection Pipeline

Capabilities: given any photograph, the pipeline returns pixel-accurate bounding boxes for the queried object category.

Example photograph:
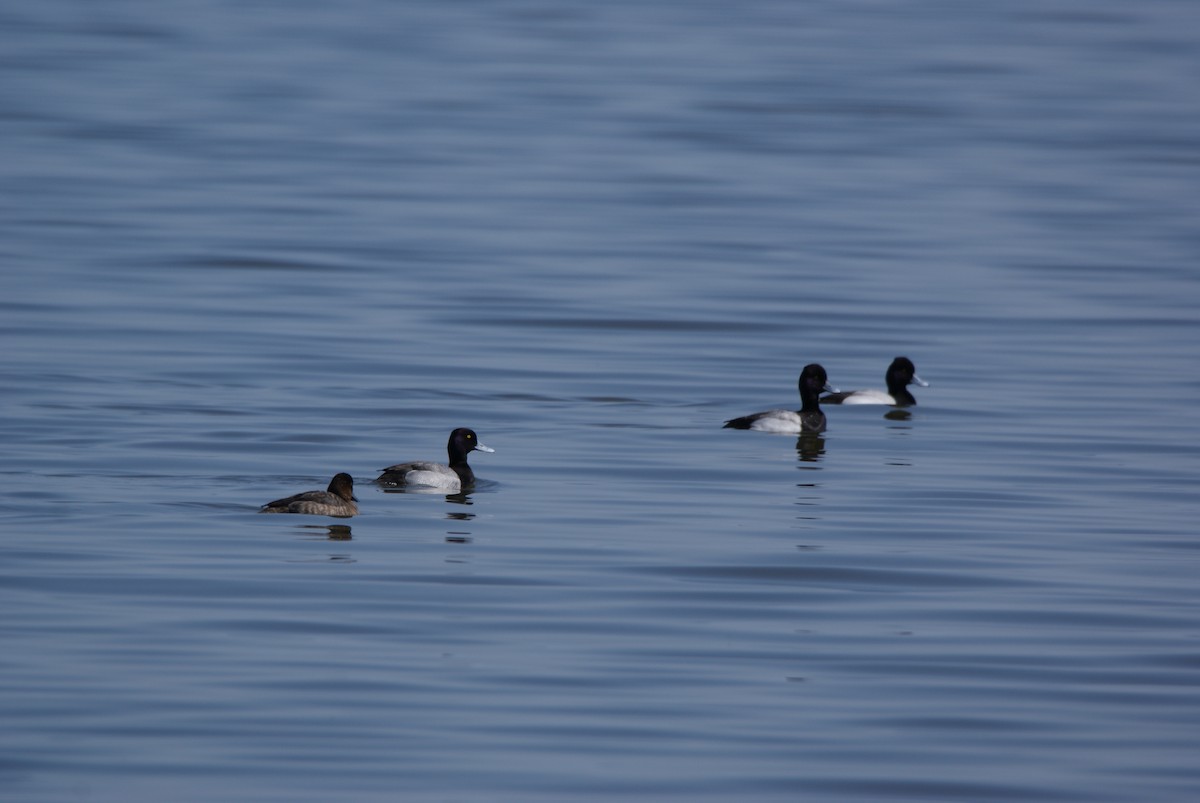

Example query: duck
[260,472,358,517]
[377,427,494,490]
[821,357,928,406]
[723,363,837,433]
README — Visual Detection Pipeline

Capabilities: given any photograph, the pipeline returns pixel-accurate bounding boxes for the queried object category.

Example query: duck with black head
[376,428,494,490]
[821,357,928,407]
[723,363,838,434]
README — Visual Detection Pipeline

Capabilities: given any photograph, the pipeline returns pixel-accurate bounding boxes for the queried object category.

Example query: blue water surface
[2,0,1199,800]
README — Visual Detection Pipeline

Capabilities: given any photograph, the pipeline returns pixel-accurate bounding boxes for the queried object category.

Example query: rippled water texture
[3,1,1199,800]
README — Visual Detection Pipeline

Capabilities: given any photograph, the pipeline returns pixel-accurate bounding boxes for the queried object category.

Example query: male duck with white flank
[821,357,928,407]
[723,363,837,434]
[376,428,494,490]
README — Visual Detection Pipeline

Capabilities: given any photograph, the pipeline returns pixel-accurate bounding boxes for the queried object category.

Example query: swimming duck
[821,357,928,406]
[723,363,837,433]
[377,427,494,490]
[260,472,358,517]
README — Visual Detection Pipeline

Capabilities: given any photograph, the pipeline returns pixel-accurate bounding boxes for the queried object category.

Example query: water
[3,0,1199,800]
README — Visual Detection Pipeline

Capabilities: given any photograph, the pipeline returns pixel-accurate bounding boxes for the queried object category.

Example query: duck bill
[822,382,840,394]
[912,374,930,387]
[475,442,496,453]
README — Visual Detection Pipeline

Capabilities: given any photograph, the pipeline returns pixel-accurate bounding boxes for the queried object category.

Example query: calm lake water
[3,0,1199,800]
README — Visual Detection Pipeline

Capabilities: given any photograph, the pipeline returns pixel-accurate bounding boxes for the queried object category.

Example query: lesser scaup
[376,427,494,490]
[260,472,358,518]
[723,363,837,433]
[821,357,928,406]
